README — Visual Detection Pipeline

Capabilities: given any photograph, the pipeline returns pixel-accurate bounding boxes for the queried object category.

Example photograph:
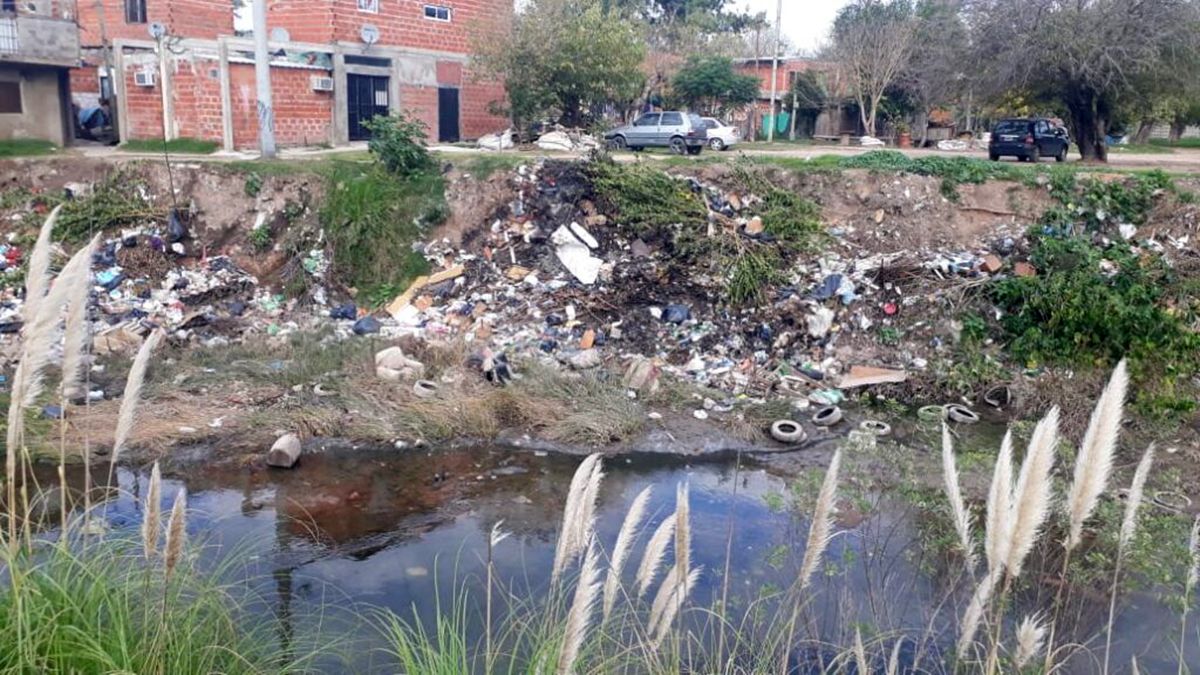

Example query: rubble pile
[370,159,1039,407]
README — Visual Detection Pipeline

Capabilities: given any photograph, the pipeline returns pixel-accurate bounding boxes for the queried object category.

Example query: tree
[473,0,646,130]
[966,0,1200,162]
[830,0,918,135]
[671,56,759,114]
[787,70,829,137]
[897,0,968,144]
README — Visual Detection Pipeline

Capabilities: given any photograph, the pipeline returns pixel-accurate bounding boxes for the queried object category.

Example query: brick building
[73,0,510,150]
[732,57,861,140]
[1,1,79,146]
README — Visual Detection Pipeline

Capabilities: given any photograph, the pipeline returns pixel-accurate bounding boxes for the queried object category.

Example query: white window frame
[423,5,451,21]
[357,0,379,13]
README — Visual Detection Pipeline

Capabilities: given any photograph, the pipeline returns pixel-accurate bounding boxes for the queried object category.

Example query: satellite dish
[148,22,167,40]
[270,27,290,43]
[360,24,380,45]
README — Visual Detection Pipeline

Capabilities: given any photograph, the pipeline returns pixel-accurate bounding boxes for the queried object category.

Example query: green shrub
[364,113,435,177]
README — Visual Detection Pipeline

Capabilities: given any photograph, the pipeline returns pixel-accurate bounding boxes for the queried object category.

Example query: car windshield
[702,118,720,129]
[994,120,1030,135]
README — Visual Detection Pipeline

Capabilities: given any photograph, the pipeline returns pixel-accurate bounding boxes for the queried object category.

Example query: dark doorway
[438,87,459,143]
[347,74,390,141]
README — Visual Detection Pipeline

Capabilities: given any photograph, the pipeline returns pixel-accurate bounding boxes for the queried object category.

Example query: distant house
[72,0,511,150]
[731,56,863,140]
[0,1,80,146]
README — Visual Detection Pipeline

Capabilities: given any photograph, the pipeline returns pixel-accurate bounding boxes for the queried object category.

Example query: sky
[734,0,850,55]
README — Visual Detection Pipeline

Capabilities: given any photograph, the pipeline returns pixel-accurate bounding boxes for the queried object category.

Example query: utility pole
[766,0,782,143]
[253,0,276,158]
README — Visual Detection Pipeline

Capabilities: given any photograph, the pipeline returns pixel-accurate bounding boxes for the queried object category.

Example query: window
[358,0,378,12]
[1,0,14,14]
[423,5,451,21]
[345,55,392,68]
[0,81,20,114]
[660,112,682,126]
[125,0,147,24]
[634,113,659,127]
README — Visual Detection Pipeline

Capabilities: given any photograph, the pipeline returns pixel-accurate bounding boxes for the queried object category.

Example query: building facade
[732,57,861,140]
[0,0,80,146]
[73,0,509,150]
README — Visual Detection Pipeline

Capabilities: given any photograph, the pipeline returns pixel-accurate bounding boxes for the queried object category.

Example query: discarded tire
[945,404,980,424]
[770,420,807,444]
[811,406,843,427]
[983,385,1012,408]
[917,405,945,422]
[1153,490,1192,513]
[859,420,892,436]
[413,380,439,398]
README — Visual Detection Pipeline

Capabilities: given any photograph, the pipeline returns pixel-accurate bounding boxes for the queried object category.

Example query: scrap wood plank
[386,265,464,318]
[839,365,908,388]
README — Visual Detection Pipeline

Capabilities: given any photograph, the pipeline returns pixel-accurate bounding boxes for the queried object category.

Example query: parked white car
[701,118,740,151]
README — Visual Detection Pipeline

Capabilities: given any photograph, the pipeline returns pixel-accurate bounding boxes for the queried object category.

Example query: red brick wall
[79,0,170,47]
[267,0,335,43]
[399,84,439,139]
[170,56,225,141]
[229,64,332,148]
[331,0,510,53]
[121,57,167,140]
[461,76,505,138]
[71,66,101,96]
[167,0,234,39]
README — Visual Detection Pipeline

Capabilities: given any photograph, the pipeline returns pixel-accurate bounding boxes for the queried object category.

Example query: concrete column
[218,38,234,151]
[332,48,348,146]
[113,45,129,143]
[156,41,175,140]
[252,0,276,158]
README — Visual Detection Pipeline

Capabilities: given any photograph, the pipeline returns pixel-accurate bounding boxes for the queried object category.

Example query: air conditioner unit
[134,71,156,87]
[311,76,334,92]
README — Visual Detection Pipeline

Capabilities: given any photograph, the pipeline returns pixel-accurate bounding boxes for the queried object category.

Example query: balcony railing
[0,1,79,64]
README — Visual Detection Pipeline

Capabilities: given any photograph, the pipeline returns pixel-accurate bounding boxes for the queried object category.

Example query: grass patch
[448,152,528,179]
[0,139,57,158]
[0,538,334,673]
[120,137,219,154]
[585,160,708,235]
[1150,137,1200,149]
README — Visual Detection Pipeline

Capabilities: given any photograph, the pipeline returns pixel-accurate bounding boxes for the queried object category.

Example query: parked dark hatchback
[988,118,1070,162]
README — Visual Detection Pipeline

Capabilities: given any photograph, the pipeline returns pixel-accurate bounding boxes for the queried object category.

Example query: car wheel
[709,138,725,151]
[607,135,627,150]
[1056,145,1067,162]
[669,137,687,155]
[989,152,999,161]
[1029,145,1041,163]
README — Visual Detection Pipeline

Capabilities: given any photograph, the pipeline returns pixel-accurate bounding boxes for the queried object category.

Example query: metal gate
[438,87,459,143]
[347,74,390,141]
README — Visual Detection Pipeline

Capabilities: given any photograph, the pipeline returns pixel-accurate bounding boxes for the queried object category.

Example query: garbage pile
[368,159,1031,406]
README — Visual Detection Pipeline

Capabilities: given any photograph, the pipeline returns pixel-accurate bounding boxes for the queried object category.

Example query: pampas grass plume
[1015,613,1047,668]
[798,450,841,592]
[164,488,187,580]
[986,430,1014,577]
[957,576,995,659]
[942,423,976,570]
[21,205,60,326]
[1006,407,1059,578]
[60,235,101,399]
[853,628,868,675]
[556,538,602,675]
[602,486,650,621]
[1188,515,1200,595]
[1066,361,1127,550]
[142,462,162,559]
[635,513,675,599]
[552,454,603,584]
[112,329,163,464]
[649,566,700,646]
[1119,444,1154,549]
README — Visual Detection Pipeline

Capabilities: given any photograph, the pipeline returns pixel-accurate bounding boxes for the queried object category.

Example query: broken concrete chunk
[267,433,302,469]
[375,346,425,382]
[839,365,908,388]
